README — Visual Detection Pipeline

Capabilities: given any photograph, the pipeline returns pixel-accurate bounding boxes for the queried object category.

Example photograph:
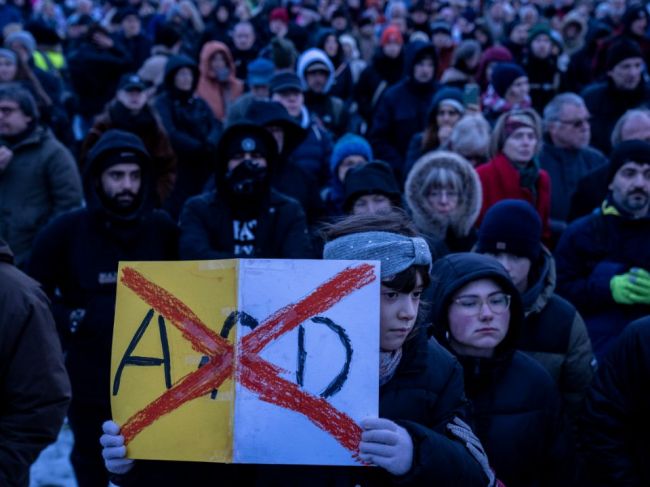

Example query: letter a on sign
[111,259,380,465]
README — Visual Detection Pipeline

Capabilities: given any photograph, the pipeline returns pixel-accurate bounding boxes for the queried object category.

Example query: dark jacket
[0,125,82,268]
[581,77,650,154]
[28,130,179,405]
[518,247,594,422]
[568,163,610,221]
[179,189,314,259]
[430,253,574,487]
[369,42,439,180]
[0,240,71,487]
[153,55,222,217]
[581,316,650,487]
[112,328,490,486]
[539,140,608,224]
[554,200,650,360]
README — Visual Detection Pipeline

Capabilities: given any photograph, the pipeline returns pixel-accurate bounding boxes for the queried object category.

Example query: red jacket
[476,153,552,242]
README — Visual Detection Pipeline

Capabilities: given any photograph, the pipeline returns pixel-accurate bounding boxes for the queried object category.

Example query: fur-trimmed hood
[405,150,482,240]
[296,48,335,93]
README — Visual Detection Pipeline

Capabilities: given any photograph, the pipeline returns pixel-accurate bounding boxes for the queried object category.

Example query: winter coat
[518,247,594,423]
[110,328,491,486]
[179,189,314,259]
[539,140,608,223]
[581,316,650,487]
[80,100,177,205]
[429,253,574,487]
[369,42,439,180]
[476,153,552,243]
[568,164,609,221]
[154,55,222,217]
[353,49,404,127]
[0,240,70,487]
[288,106,334,188]
[196,41,244,122]
[405,150,481,259]
[0,125,82,268]
[66,37,133,118]
[27,130,179,406]
[581,77,650,154]
[554,200,650,360]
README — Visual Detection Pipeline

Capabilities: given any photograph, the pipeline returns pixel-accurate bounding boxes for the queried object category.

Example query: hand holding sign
[100,420,134,475]
[359,418,414,476]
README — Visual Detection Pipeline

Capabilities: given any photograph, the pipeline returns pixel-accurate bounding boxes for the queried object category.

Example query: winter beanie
[4,31,36,55]
[608,139,650,183]
[330,133,373,175]
[381,25,404,46]
[606,38,643,71]
[491,62,527,98]
[343,161,401,212]
[477,199,542,260]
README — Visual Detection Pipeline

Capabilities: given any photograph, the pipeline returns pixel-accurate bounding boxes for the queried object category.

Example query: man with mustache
[555,140,650,361]
[28,129,179,487]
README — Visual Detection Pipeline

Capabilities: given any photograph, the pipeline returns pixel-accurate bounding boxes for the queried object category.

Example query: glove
[610,274,637,305]
[359,417,413,476]
[627,268,650,304]
[100,420,135,475]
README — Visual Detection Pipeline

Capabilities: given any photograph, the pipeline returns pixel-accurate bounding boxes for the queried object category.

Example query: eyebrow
[455,291,504,299]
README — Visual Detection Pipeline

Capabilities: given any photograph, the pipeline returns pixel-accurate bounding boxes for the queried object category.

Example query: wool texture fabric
[323,231,432,278]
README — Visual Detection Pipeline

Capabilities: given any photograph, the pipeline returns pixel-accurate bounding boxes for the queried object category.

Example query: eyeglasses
[428,189,459,200]
[557,117,591,129]
[452,293,511,316]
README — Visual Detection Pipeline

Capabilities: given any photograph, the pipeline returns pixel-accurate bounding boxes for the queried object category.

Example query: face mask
[216,67,231,82]
[225,159,267,197]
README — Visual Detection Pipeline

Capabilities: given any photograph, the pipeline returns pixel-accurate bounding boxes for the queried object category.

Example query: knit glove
[359,418,413,476]
[610,274,638,304]
[100,420,135,475]
[627,268,650,305]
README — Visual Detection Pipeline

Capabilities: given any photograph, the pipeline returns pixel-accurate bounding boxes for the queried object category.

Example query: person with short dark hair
[0,83,81,268]
[555,140,650,360]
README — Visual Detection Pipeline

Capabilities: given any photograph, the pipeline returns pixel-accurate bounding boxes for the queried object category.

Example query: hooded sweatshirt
[197,41,244,121]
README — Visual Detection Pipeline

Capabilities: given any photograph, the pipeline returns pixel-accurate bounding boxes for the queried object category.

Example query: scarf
[516,159,540,201]
[379,348,402,386]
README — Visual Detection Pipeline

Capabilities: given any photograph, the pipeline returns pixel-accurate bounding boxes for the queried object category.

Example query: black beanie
[608,139,650,182]
[606,39,643,71]
[491,62,527,98]
[343,161,401,212]
[477,199,542,260]
[223,130,272,161]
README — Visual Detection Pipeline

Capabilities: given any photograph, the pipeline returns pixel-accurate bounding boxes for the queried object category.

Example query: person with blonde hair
[449,114,492,167]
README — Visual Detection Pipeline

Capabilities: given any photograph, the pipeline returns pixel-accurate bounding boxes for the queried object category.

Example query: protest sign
[111,259,380,465]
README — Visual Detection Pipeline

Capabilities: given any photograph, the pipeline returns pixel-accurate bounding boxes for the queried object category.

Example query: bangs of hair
[423,167,463,194]
[382,265,431,292]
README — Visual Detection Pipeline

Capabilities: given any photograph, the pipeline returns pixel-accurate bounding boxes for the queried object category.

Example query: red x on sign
[118,263,376,457]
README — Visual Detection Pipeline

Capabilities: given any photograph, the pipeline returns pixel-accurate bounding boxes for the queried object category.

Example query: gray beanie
[0,48,17,64]
[323,231,432,278]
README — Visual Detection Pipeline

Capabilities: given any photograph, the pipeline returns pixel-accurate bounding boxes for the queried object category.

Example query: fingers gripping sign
[359,418,413,476]
[100,420,135,475]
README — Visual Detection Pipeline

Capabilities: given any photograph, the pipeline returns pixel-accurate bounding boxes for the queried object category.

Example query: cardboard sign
[111,259,380,465]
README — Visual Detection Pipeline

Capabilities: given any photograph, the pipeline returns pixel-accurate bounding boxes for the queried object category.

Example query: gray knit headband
[323,231,432,279]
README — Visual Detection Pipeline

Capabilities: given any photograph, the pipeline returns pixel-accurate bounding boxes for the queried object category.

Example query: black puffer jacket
[581,316,650,486]
[429,253,574,487]
[28,130,179,405]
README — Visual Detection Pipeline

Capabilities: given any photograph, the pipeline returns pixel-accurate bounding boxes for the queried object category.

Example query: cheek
[448,311,472,341]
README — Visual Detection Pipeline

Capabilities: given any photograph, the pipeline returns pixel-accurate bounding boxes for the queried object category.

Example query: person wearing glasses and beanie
[429,252,574,487]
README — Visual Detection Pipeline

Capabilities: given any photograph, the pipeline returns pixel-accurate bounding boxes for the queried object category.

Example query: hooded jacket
[27,130,178,406]
[154,55,222,217]
[0,239,70,487]
[0,125,82,268]
[369,41,439,180]
[429,253,574,487]
[179,123,314,259]
[196,41,244,121]
[405,151,481,259]
[515,246,594,421]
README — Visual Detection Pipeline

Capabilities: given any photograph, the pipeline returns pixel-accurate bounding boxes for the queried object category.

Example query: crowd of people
[1,0,650,484]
